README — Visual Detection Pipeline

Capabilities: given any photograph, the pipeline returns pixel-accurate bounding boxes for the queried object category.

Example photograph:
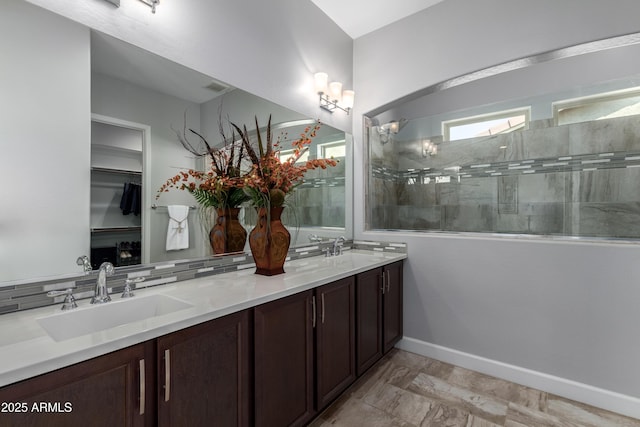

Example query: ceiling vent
[205,81,230,94]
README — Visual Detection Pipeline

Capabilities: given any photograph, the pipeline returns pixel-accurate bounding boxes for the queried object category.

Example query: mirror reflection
[1,1,350,284]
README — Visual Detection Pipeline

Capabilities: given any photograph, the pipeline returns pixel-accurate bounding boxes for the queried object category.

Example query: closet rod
[91,166,142,175]
[151,204,197,210]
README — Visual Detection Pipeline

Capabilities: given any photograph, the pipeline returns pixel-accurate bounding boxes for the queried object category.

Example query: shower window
[554,87,640,126]
[443,108,529,141]
[279,148,309,163]
[318,140,346,158]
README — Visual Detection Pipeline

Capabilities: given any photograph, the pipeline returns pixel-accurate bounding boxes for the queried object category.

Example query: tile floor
[309,349,640,427]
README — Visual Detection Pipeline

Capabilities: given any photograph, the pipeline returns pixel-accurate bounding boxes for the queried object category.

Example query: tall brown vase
[248,206,291,276]
[210,208,247,255]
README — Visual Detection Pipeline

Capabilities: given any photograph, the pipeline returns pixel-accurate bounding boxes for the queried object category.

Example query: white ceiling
[90,1,447,102]
[311,0,445,39]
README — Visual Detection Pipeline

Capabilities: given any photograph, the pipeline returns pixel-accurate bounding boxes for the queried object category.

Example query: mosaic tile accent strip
[373,151,640,184]
[0,240,405,315]
[298,176,346,188]
[352,240,408,253]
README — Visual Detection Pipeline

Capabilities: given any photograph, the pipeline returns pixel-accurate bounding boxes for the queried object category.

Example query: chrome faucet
[326,236,346,257]
[91,262,114,304]
[308,234,323,243]
[76,255,92,274]
[47,288,78,311]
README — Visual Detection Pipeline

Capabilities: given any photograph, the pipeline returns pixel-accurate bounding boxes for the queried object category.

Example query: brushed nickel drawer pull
[139,359,145,415]
[321,293,325,324]
[312,296,317,328]
[164,349,171,402]
[387,270,391,293]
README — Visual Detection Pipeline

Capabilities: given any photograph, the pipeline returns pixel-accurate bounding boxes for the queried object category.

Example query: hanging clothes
[120,182,141,216]
[166,205,190,251]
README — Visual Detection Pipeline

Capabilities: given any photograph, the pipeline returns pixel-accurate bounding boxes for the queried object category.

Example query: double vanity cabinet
[0,258,403,427]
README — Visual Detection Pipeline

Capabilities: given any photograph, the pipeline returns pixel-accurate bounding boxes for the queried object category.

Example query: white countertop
[0,250,405,388]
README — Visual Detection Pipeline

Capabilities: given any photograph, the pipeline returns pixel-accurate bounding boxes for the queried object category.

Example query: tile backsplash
[0,240,406,315]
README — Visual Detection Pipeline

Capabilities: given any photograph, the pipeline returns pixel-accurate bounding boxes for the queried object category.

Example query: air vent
[205,81,229,93]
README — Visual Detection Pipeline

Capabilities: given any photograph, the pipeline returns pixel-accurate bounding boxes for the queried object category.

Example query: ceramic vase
[248,206,290,276]
[210,208,247,255]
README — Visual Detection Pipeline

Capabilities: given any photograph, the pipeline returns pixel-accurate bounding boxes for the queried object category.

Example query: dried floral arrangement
[231,116,338,208]
[157,115,249,209]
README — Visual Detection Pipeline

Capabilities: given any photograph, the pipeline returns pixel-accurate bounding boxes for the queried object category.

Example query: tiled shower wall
[294,158,346,228]
[241,158,346,229]
[370,115,640,238]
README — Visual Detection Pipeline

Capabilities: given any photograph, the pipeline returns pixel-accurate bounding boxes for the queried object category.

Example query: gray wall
[199,89,308,145]
[353,0,640,417]
[1,0,91,282]
[92,73,206,263]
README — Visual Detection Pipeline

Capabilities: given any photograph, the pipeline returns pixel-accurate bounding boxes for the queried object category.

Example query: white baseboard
[396,337,640,420]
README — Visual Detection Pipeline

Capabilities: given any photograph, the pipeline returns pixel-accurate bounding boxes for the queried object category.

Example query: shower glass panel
[367,75,640,239]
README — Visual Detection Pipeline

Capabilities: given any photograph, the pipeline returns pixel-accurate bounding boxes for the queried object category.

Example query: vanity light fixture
[139,0,159,13]
[376,118,408,144]
[314,72,355,114]
[423,139,438,157]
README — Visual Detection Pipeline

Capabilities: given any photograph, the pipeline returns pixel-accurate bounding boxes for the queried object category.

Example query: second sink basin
[37,294,194,342]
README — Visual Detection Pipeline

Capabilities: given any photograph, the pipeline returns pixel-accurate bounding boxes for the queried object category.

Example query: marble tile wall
[241,159,346,229]
[295,157,346,228]
[369,115,640,238]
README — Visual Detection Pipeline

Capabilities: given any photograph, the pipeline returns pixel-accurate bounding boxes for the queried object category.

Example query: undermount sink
[37,294,194,342]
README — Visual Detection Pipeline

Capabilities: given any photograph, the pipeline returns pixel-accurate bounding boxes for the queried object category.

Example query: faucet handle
[76,255,92,274]
[47,288,78,311]
[121,277,145,298]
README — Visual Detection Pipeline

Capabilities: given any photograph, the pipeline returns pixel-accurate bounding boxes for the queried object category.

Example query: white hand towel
[166,205,190,251]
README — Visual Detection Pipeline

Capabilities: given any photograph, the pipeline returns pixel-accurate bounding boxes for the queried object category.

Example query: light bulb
[314,72,328,94]
[329,81,343,103]
[342,90,355,109]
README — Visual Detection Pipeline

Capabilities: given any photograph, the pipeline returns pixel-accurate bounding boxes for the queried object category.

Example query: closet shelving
[90,120,143,269]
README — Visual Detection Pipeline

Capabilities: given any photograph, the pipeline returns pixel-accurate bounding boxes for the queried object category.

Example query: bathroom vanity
[0,250,404,427]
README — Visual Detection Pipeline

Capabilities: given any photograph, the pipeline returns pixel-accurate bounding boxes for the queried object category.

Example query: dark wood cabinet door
[0,342,152,427]
[356,267,383,376]
[157,309,252,427]
[383,261,404,354]
[254,290,314,427]
[316,277,356,410]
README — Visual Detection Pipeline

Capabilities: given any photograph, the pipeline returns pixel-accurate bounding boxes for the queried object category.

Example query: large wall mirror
[366,34,640,241]
[1,0,351,284]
